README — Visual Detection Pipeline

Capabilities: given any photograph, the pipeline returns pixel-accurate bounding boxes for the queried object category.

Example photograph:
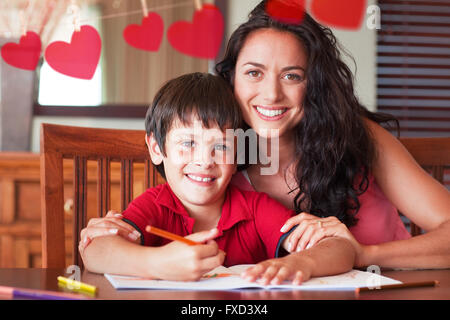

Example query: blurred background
[0,0,448,267]
[0,0,388,153]
[0,0,447,153]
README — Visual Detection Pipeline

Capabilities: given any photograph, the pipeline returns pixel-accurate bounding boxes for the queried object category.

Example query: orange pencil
[145,225,199,246]
[357,280,439,293]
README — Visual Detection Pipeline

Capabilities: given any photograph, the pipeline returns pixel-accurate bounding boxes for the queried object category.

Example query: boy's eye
[214,144,228,151]
[181,140,195,148]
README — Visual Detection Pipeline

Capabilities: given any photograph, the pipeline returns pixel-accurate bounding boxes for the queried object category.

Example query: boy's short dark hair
[145,72,243,178]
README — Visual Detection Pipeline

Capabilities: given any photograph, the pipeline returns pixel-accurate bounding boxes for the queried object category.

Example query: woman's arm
[280,121,450,270]
[361,120,450,269]
[79,211,141,256]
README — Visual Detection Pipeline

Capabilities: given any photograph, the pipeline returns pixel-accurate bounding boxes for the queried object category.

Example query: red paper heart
[44,25,101,80]
[123,12,164,52]
[167,4,224,59]
[266,0,306,25]
[310,0,366,30]
[1,31,41,70]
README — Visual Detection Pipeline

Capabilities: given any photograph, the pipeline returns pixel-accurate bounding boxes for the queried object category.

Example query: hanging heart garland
[123,12,164,52]
[44,25,102,80]
[167,4,224,59]
[266,0,366,30]
[265,0,306,25]
[1,31,41,71]
[2,2,371,74]
[310,0,366,30]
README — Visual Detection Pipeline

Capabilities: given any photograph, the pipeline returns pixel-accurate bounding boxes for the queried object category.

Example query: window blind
[377,0,450,187]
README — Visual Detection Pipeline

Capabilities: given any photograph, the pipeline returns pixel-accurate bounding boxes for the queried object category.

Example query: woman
[80,1,450,269]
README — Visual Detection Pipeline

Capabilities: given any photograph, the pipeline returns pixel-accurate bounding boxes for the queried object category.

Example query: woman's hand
[280,212,366,267]
[79,210,141,255]
[240,254,310,285]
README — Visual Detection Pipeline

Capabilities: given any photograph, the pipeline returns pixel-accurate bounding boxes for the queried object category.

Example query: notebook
[105,265,401,291]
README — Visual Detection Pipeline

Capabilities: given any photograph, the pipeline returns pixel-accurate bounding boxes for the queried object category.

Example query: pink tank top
[230,171,411,245]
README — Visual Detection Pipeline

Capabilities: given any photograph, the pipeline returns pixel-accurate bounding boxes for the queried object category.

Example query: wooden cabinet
[0,152,164,268]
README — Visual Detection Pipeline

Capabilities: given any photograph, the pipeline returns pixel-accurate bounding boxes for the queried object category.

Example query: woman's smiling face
[233,28,308,140]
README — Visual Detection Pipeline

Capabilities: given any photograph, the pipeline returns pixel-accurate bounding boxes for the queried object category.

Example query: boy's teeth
[188,175,213,182]
[256,107,286,117]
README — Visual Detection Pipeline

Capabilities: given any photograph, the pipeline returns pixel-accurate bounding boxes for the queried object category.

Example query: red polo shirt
[122,183,295,267]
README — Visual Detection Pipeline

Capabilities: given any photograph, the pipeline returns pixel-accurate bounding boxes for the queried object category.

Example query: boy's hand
[240,254,312,285]
[149,228,225,281]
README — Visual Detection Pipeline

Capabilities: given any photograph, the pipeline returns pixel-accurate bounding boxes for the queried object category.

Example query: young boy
[81,73,355,285]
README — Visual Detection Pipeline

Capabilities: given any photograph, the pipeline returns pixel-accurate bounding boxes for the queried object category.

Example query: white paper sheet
[105,266,401,291]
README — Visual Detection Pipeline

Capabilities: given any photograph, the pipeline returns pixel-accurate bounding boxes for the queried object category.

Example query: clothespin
[19,10,27,36]
[67,0,81,32]
[112,0,122,9]
[194,0,202,11]
[140,0,148,17]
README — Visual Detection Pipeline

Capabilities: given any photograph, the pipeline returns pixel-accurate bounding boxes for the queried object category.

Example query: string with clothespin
[140,0,149,18]
[19,0,36,36]
[194,0,202,11]
[67,0,81,32]
[76,1,193,24]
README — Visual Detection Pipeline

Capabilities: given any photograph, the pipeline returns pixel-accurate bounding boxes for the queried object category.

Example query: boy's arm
[242,237,355,285]
[81,234,155,277]
[82,229,225,280]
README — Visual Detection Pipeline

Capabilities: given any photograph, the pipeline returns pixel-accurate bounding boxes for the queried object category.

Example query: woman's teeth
[187,175,214,182]
[256,106,287,117]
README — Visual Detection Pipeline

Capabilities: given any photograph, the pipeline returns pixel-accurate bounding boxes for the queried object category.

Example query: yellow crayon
[57,276,97,295]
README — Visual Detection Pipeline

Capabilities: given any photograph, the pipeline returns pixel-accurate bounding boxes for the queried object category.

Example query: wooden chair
[40,123,163,268]
[399,137,450,236]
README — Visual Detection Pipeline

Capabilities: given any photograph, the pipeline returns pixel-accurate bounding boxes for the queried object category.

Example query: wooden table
[0,268,448,300]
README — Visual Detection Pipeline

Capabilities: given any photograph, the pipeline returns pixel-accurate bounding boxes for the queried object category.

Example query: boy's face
[147,117,237,211]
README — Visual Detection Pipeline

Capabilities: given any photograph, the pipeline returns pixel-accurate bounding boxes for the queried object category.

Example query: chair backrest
[398,137,450,236]
[40,123,163,268]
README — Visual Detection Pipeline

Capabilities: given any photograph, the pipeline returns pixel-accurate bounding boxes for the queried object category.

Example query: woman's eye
[246,70,261,78]
[283,73,303,81]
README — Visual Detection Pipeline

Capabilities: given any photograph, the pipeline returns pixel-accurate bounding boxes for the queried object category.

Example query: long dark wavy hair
[215,0,399,227]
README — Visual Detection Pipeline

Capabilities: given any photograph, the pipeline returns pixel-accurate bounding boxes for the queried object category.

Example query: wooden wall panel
[0,152,156,268]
